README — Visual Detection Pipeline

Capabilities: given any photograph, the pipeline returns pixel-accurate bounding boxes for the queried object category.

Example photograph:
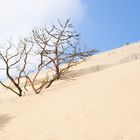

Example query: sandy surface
[0,42,140,140]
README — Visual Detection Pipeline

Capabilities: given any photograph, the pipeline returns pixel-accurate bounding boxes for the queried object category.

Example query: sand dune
[0,42,140,140]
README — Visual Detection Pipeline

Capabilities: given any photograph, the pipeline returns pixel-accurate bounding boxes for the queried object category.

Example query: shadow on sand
[0,114,13,131]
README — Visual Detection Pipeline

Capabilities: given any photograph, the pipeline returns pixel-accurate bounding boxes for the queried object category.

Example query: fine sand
[0,42,140,140]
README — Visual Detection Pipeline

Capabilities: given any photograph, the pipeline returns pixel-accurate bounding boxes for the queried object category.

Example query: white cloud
[0,0,86,41]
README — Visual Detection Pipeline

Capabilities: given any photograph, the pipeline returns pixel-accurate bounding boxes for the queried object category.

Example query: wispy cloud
[0,0,86,41]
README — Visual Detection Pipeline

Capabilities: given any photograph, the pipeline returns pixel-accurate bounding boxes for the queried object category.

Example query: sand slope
[0,42,140,140]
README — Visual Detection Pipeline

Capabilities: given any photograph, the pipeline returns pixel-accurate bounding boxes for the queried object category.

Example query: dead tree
[21,36,52,94]
[0,40,32,97]
[23,54,51,94]
[0,20,98,96]
[31,19,98,88]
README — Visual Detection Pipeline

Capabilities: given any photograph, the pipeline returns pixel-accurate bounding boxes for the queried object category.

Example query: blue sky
[0,0,140,80]
[0,0,140,52]
[78,0,140,52]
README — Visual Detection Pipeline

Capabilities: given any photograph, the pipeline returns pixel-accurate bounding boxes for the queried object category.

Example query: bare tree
[0,40,32,97]
[23,53,51,94]
[31,19,98,89]
[0,19,98,96]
